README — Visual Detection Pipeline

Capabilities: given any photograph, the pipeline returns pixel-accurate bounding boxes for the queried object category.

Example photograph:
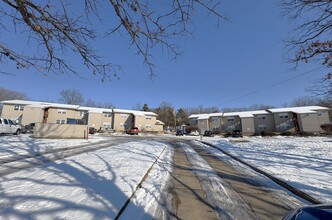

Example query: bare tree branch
[0,0,226,81]
[282,0,332,95]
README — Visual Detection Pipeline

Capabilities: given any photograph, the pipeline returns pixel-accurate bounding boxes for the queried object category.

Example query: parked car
[89,127,97,134]
[0,118,21,135]
[232,130,243,138]
[283,204,332,220]
[22,123,35,134]
[176,129,184,136]
[203,130,213,137]
[128,127,139,135]
[189,130,199,136]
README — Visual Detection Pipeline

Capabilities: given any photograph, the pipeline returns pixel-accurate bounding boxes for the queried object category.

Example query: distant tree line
[1,87,331,125]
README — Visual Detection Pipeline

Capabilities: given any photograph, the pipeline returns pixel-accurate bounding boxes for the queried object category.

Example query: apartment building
[189,106,330,135]
[0,100,163,133]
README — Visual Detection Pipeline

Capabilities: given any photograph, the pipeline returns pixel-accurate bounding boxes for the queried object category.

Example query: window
[146,116,152,120]
[257,115,266,120]
[145,124,152,128]
[56,119,66,124]
[210,117,218,122]
[259,124,267,130]
[120,122,124,128]
[8,120,14,125]
[57,109,67,114]
[80,111,86,117]
[14,105,24,111]
[103,123,111,128]
[104,112,112,117]
[317,111,323,117]
[279,113,288,119]
[3,119,8,124]
[228,125,235,130]
[227,117,234,122]
[280,123,290,130]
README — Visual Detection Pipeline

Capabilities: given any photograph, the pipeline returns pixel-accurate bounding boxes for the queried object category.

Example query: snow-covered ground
[202,136,332,203]
[1,134,331,219]
[0,134,172,219]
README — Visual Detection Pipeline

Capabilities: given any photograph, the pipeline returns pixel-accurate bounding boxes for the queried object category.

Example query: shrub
[223,132,232,137]
[260,131,276,137]
[185,125,198,134]
[321,123,332,133]
[296,131,315,137]
[280,131,294,136]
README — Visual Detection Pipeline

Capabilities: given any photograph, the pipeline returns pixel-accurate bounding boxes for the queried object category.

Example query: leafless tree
[0,87,27,101]
[0,87,27,113]
[0,0,225,81]
[184,105,220,115]
[84,99,98,108]
[132,103,142,111]
[281,0,332,94]
[290,95,322,107]
[59,89,84,105]
[100,102,115,109]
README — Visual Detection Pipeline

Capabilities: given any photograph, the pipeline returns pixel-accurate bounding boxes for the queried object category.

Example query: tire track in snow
[200,140,322,205]
[180,142,258,220]
[0,139,134,177]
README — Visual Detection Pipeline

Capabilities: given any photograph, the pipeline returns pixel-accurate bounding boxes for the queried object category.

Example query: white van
[0,118,22,135]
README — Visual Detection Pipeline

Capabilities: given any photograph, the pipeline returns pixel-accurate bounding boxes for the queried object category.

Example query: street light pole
[173,110,176,131]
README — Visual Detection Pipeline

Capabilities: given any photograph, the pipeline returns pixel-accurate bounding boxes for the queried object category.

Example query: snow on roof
[2,100,80,110]
[189,106,330,120]
[188,114,202,119]
[209,113,224,117]
[197,114,210,120]
[78,106,113,114]
[113,108,157,116]
[222,110,270,118]
[27,104,52,109]
[268,106,329,114]
[1,100,49,106]
[48,103,80,109]
[156,120,165,125]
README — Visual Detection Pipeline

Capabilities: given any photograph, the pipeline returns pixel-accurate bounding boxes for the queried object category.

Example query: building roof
[113,108,158,116]
[188,106,329,120]
[209,113,224,117]
[1,100,80,110]
[197,114,210,120]
[156,120,165,125]
[1,100,48,106]
[78,107,112,114]
[218,110,269,118]
[188,114,202,119]
[268,106,329,114]
[2,100,158,116]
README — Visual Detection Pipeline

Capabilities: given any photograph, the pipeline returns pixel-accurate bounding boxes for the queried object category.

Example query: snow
[267,106,329,114]
[181,142,257,220]
[1,134,331,219]
[0,134,172,219]
[202,136,332,203]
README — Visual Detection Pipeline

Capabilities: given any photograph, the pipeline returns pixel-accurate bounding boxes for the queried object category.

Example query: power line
[218,66,325,106]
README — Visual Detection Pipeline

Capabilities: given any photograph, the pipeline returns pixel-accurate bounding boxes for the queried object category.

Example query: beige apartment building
[189,106,330,135]
[0,100,163,133]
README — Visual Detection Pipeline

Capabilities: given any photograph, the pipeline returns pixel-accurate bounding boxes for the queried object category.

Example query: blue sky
[1,1,325,110]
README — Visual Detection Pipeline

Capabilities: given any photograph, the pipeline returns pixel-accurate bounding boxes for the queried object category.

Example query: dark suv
[22,123,35,134]
[176,129,184,136]
[232,130,243,138]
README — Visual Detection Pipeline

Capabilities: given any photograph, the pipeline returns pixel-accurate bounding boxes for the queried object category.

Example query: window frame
[57,109,67,114]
